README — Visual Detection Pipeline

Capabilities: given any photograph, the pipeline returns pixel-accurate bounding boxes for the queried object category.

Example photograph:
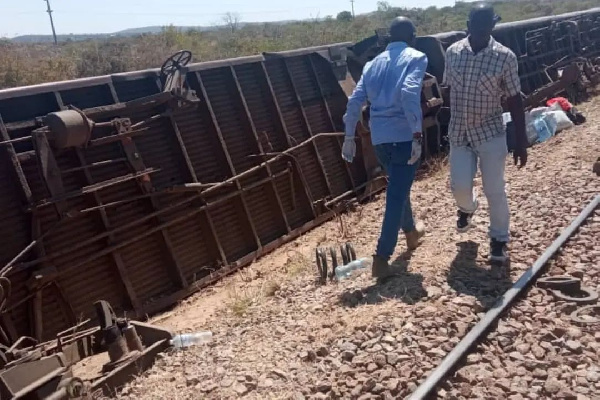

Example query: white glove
[341,137,356,163]
[408,137,422,165]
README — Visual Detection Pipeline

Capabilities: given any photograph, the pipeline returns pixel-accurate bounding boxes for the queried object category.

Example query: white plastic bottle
[335,257,371,280]
[170,331,213,348]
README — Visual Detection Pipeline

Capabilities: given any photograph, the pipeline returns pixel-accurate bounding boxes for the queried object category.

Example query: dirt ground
[114,96,600,400]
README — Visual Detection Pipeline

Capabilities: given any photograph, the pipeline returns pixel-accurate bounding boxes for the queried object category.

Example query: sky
[0,0,459,37]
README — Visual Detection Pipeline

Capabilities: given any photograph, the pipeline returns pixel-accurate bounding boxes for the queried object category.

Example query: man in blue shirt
[342,17,428,280]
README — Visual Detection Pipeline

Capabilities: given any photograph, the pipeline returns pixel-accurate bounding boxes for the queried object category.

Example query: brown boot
[405,221,426,251]
[372,255,395,280]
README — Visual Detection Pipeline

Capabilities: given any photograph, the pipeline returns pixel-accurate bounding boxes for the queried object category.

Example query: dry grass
[417,153,450,180]
[283,251,311,277]
[262,280,281,297]
[225,282,262,317]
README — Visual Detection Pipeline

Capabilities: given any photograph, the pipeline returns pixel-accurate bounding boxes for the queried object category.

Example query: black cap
[469,3,501,24]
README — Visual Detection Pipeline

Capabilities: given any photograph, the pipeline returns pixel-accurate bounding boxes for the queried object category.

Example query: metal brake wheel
[160,50,192,78]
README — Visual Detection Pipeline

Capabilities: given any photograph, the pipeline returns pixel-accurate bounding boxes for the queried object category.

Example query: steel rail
[408,194,600,400]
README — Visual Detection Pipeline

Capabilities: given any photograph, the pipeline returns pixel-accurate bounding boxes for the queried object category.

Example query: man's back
[344,42,427,145]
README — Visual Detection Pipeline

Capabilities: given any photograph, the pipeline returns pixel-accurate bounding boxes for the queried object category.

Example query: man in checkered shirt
[443,3,528,262]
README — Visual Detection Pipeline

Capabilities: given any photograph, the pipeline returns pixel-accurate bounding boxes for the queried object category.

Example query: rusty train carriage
[0,43,375,343]
[1,8,600,345]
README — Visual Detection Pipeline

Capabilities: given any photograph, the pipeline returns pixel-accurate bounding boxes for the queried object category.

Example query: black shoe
[490,239,508,262]
[457,201,478,233]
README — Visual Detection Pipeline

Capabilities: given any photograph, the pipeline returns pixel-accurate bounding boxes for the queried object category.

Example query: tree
[223,12,241,33]
[377,1,392,12]
[337,11,353,22]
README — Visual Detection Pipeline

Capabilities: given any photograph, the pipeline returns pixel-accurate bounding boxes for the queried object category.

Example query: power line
[350,0,355,18]
[43,0,58,45]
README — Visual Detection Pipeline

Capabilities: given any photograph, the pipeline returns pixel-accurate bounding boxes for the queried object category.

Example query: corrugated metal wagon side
[0,43,371,342]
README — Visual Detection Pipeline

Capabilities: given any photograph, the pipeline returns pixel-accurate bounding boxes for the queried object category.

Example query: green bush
[1,0,599,89]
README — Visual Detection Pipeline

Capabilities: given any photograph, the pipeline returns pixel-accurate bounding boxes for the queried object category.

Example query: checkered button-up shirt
[443,37,521,147]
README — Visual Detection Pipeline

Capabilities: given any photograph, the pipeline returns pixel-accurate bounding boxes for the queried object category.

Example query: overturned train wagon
[0,44,378,344]
[1,7,600,344]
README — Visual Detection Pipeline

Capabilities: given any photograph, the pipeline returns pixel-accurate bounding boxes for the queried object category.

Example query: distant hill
[9,20,297,43]
[10,26,207,43]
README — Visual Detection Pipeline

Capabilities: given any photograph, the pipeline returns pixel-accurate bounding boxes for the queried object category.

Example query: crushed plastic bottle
[170,331,213,348]
[533,116,552,143]
[335,257,371,280]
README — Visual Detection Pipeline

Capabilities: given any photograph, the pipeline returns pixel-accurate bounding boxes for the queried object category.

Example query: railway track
[414,195,600,399]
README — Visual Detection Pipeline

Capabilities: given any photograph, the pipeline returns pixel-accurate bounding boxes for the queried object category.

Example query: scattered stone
[386,378,400,392]
[291,392,306,400]
[382,335,396,344]
[233,383,250,396]
[340,342,358,352]
[259,378,274,388]
[532,345,546,359]
[351,385,363,397]
[220,378,234,388]
[533,369,548,379]
[367,363,379,372]
[363,378,376,392]
[315,382,332,393]
[371,383,385,394]
[586,370,600,383]
[544,378,562,394]
[373,354,387,367]
[200,382,219,393]
[301,350,317,362]
[516,343,531,353]
[566,340,583,354]
[316,346,329,357]
[270,369,288,380]
[339,365,355,376]
[342,351,355,361]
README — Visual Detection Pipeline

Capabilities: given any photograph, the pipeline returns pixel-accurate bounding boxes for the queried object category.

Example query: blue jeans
[374,142,418,260]
[449,134,510,242]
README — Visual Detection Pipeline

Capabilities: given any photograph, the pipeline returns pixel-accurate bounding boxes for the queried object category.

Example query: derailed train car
[0,8,599,346]
[347,7,600,154]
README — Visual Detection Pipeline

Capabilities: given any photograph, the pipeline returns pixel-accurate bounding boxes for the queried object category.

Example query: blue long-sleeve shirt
[343,42,428,145]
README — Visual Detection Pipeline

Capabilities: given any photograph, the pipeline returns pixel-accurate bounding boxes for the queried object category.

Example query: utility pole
[350,0,355,19]
[43,0,58,45]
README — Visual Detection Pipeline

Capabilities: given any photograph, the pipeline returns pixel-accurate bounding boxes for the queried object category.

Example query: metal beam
[0,114,33,204]
[260,61,317,218]
[195,71,263,256]
[229,65,291,234]
[306,54,356,191]
[108,88,188,289]
[281,58,335,197]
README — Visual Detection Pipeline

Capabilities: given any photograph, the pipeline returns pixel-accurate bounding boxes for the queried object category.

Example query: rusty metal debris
[570,305,600,325]
[537,274,599,305]
[0,299,172,399]
[315,248,329,284]
[537,275,582,292]
[550,286,599,305]
[316,243,357,284]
